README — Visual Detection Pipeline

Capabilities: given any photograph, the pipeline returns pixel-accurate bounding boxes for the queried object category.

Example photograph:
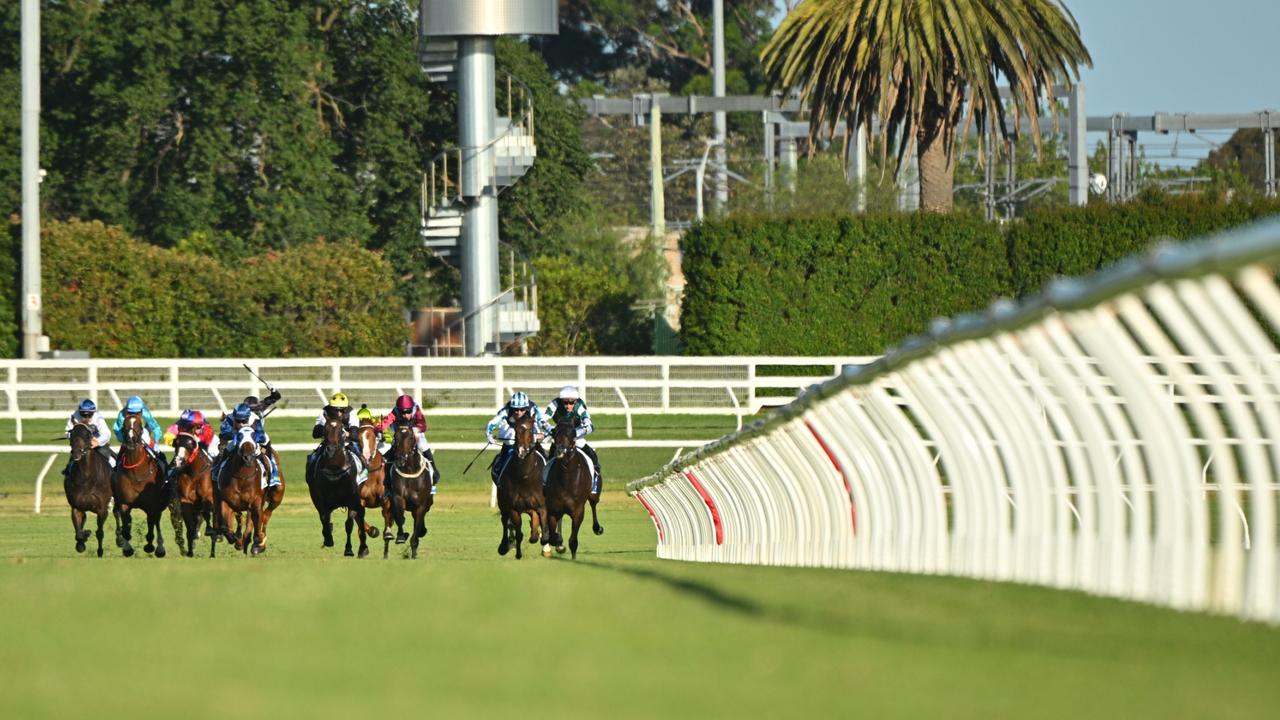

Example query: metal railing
[414,243,539,357]
[629,218,1280,625]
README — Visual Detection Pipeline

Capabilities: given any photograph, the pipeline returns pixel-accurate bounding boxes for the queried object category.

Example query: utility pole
[21,0,43,360]
[712,0,727,213]
[650,99,665,238]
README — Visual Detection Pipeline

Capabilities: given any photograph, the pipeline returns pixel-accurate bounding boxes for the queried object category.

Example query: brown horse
[169,433,215,557]
[64,423,114,557]
[383,423,434,559]
[496,413,548,559]
[305,416,368,558]
[213,431,267,556]
[544,418,598,559]
[112,414,170,558]
[356,418,388,540]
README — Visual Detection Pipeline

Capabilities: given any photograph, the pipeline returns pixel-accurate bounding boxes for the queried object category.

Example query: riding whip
[462,440,492,475]
[241,363,278,394]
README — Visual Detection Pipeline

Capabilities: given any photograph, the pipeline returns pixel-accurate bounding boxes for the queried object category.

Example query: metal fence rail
[628,218,1280,625]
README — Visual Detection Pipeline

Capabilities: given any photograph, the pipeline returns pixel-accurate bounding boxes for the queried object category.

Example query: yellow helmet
[330,392,349,408]
[356,405,374,422]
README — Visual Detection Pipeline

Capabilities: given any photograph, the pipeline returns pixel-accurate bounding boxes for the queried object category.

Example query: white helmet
[558,385,580,401]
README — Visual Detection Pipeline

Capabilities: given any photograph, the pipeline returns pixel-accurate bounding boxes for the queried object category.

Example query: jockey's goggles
[78,410,94,418]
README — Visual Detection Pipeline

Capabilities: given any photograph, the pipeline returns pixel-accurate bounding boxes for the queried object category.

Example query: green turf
[2,479,1278,718]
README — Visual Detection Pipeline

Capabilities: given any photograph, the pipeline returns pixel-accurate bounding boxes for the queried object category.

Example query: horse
[382,422,434,559]
[543,417,599,559]
[495,412,549,559]
[112,414,170,558]
[213,430,267,556]
[64,424,114,557]
[356,418,389,542]
[169,433,215,557]
[305,416,368,558]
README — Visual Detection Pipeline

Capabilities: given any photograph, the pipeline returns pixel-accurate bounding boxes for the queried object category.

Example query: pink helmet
[395,394,415,413]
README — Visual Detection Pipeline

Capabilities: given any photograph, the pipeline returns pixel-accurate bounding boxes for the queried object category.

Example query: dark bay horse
[544,418,599,559]
[356,418,388,542]
[383,423,434,559]
[112,414,170,558]
[305,417,368,558]
[170,433,215,557]
[64,424,113,557]
[214,431,267,556]
[496,413,548,559]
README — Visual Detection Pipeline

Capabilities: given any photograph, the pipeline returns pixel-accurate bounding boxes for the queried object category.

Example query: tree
[761,0,1091,212]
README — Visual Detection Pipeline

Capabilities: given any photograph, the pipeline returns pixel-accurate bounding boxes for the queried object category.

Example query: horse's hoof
[251,545,265,556]
[97,547,103,558]
[114,535,123,548]
[593,526,604,536]
[530,533,541,545]
[498,542,509,556]
[76,530,91,542]
[155,546,166,559]
[358,547,369,559]
[75,541,86,553]
[322,536,334,548]
[144,543,155,554]
[556,544,566,554]
[382,530,394,542]
[343,546,354,557]
[396,531,408,544]
[542,545,553,558]
[123,546,135,558]
[411,549,418,559]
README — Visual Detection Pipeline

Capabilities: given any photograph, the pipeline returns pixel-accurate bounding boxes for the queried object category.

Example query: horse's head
[357,422,376,461]
[392,423,421,474]
[513,412,535,460]
[322,416,347,457]
[553,417,579,460]
[121,413,144,450]
[68,423,93,462]
[171,433,198,472]
[237,435,258,465]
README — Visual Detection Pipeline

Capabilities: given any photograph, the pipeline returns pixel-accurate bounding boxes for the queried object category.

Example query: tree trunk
[917,108,955,213]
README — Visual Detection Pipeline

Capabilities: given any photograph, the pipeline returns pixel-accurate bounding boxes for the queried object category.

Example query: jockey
[63,398,115,477]
[164,409,218,459]
[308,392,363,473]
[112,395,169,478]
[544,385,603,492]
[485,390,551,487]
[378,394,439,485]
[218,402,279,483]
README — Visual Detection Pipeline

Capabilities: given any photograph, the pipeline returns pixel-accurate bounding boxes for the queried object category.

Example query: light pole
[21,0,42,359]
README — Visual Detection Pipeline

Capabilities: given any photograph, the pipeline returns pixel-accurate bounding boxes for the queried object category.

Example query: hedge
[36,220,405,357]
[682,196,1280,356]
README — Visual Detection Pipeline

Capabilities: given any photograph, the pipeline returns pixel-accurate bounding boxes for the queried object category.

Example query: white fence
[628,219,1280,624]
[0,356,870,443]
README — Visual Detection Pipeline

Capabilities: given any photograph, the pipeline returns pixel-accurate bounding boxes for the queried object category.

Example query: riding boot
[424,448,440,485]
[583,444,603,493]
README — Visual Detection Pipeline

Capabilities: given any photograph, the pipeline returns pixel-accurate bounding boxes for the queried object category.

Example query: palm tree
[762,0,1091,212]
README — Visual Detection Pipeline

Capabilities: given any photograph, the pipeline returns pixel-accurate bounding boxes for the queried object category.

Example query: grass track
[2,440,1278,716]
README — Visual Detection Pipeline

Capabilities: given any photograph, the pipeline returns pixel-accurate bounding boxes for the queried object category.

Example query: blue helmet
[509,391,530,409]
[179,409,195,424]
[231,403,252,422]
[125,396,144,413]
[77,399,97,415]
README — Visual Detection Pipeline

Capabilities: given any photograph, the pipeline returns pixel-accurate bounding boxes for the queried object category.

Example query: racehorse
[305,416,368,558]
[495,412,548,559]
[169,433,215,557]
[112,414,170,558]
[213,431,267,556]
[543,417,600,559]
[356,418,389,542]
[64,423,113,557]
[382,423,434,559]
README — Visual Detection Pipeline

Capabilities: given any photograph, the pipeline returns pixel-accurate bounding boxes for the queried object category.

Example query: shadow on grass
[577,558,762,618]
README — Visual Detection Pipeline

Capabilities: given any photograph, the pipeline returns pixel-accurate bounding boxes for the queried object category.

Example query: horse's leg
[569,504,586,560]
[182,503,197,557]
[94,510,107,557]
[71,507,88,553]
[320,507,334,547]
[250,504,265,555]
[355,504,369,559]
[120,505,135,557]
[511,509,524,560]
[410,504,427,559]
[343,510,355,557]
[151,508,167,559]
[589,492,604,535]
[394,494,409,545]
[144,510,156,554]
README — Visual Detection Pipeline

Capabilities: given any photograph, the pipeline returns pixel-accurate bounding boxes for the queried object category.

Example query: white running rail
[628,219,1280,625]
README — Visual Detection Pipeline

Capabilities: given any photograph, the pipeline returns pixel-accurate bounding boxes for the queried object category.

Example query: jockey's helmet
[395,394,415,414]
[559,385,580,401]
[330,392,349,408]
[243,395,259,408]
[356,405,375,423]
[190,410,206,425]
[509,391,530,409]
[179,409,195,425]
[77,398,97,417]
[231,403,252,422]
[125,396,145,413]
